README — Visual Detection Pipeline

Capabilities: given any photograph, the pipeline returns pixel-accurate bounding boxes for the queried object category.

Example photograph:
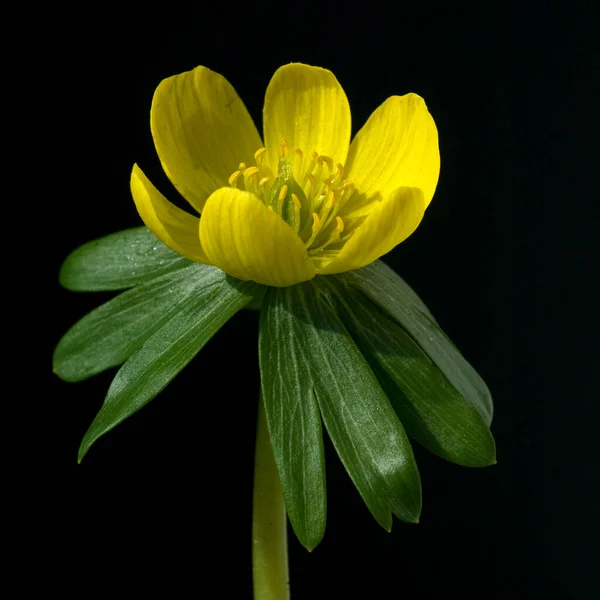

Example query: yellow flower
[132,63,440,287]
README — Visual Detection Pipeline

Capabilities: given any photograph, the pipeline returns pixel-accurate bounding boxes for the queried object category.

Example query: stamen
[279,138,289,157]
[254,147,267,162]
[319,155,333,171]
[276,183,288,216]
[244,166,260,178]
[304,213,321,248]
[228,170,242,187]
[238,162,247,172]
[278,184,288,201]
[259,177,271,187]
[309,215,346,254]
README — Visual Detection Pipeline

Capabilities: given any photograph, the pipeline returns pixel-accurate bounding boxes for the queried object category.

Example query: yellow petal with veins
[263,64,351,173]
[200,187,315,287]
[130,164,209,264]
[317,187,425,274]
[151,66,262,213]
[344,94,439,210]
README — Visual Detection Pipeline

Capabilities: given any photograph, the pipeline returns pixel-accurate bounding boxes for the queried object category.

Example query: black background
[47,3,596,598]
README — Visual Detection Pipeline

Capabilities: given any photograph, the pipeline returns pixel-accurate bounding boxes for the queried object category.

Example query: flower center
[228,139,355,256]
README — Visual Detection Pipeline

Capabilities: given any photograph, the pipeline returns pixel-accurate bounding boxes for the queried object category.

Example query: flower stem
[252,396,290,600]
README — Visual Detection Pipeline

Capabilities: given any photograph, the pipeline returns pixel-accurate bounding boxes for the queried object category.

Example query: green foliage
[260,281,421,547]
[56,226,495,550]
[77,275,261,461]
[59,227,190,291]
[54,264,222,382]
[323,278,496,467]
[338,261,494,425]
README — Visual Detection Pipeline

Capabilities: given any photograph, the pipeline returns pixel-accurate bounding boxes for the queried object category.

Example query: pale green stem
[252,397,290,600]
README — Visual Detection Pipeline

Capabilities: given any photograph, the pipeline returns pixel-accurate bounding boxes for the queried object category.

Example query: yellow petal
[131,164,209,263]
[151,66,262,213]
[200,187,315,287]
[344,94,440,209]
[263,64,351,171]
[317,187,425,275]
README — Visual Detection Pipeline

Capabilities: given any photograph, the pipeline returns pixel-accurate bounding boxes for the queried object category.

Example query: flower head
[132,63,440,287]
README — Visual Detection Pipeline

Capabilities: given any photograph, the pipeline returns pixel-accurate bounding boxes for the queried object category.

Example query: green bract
[54,227,495,549]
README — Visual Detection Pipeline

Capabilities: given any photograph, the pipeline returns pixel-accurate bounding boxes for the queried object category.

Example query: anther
[279,138,289,157]
[244,166,260,178]
[304,213,321,248]
[228,170,242,186]
[238,162,247,171]
[254,147,267,161]
[278,184,288,201]
[336,216,344,232]
[319,155,333,171]
[292,193,302,210]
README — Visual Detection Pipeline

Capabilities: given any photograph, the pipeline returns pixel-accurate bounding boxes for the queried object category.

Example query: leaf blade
[263,281,421,535]
[325,277,496,467]
[339,261,494,425]
[259,287,327,551]
[59,227,191,291]
[78,275,260,461]
[54,264,223,382]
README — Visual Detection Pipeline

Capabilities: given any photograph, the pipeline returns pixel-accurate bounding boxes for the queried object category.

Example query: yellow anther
[254,147,267,161]
[259,177,270,187]
[244,166,260,178]
[292,193,302,210]
[326,190,335,208]
[268,205,274,213]
[295,148,303,161]
[319,155,333,170]
[304,212,322,248]
[311,150,319,160]
[312,212,321,230]
[336,163,344,178]
[279,138,289,157]
[238,162,247,171]
[336,216,344,232]
[228,170,242,186]
[278,184,288,201]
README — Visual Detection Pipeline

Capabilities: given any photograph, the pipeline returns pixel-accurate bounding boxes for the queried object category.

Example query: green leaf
[338,261,494,425]
[259,288,326,551]
[59,227,191,291]
[54,264,224,382]
[261,282,421,542]
[79,275,261,462]
[324,278,496,467]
